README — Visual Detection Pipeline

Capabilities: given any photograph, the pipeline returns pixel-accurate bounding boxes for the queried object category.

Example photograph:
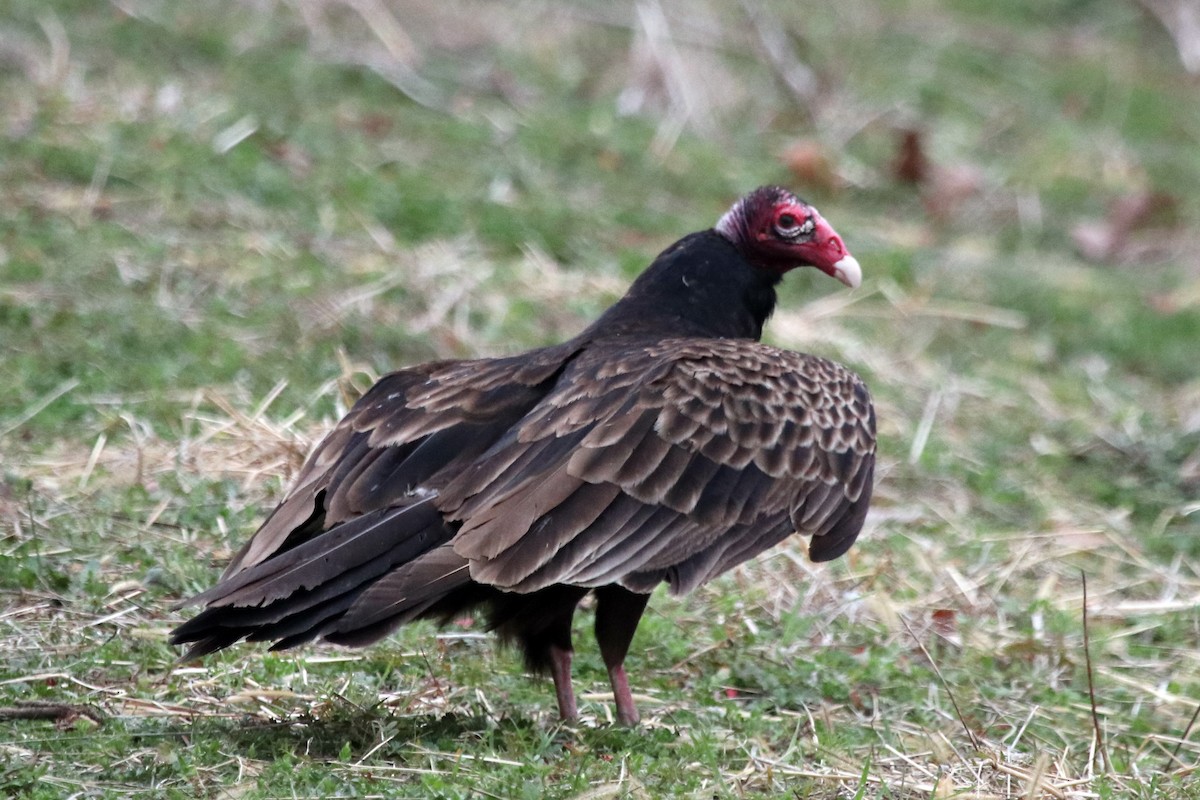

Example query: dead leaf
[931,608,957,638]
[892,128,928,185]
[781,138,839,193]
[890,127,984,222]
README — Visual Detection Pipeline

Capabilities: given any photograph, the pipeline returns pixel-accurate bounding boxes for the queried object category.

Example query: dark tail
[171,498,462,659]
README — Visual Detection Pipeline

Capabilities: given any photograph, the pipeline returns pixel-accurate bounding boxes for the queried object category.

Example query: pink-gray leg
[549,644,577,721]
[607,662,639,726]
[594,586,651,726]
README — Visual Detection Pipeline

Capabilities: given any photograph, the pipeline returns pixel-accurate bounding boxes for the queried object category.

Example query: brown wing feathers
[172,348,583,651]
[173,334,875,653]
[438,339,874,594]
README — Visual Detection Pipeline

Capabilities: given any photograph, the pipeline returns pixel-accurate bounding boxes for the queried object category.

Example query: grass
[3,0,1200,797]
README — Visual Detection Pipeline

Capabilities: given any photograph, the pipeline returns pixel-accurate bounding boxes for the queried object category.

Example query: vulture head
[715,185,862,288]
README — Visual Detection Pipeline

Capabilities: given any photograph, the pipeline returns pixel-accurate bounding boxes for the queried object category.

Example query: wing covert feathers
[444,338,875,592]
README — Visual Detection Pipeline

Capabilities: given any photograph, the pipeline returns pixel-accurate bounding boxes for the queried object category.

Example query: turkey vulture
[172,186,876,725]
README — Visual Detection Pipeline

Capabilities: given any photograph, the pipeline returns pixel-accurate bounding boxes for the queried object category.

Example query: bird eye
[774,212,811,239]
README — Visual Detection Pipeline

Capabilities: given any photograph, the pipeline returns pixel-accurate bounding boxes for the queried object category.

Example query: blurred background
[2,0,1199,797]
[2,0,1197,415]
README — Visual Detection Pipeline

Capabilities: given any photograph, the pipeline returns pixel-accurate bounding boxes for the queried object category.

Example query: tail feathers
[180,498,444,611]
[179,630,246,662]
[174,549,392,639]
[260,593,360,650]
[331,545,472,634]
[243,590,359,644]
[171,498,453,655]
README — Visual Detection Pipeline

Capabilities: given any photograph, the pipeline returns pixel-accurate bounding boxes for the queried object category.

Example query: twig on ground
[1080,571,1109,773]
[899,614,980,750]
[1168,702,1200,770]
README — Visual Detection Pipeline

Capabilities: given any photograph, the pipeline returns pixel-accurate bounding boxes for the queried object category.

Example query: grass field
[3,0,1199,797]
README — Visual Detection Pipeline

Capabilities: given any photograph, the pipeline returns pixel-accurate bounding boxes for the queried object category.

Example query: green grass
[3,0,1200,797]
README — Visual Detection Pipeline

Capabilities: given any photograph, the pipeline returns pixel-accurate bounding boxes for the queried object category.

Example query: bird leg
[594,586,651,726]
[506,585,588,722]
[548,644,577,721]
[607,661,638,726]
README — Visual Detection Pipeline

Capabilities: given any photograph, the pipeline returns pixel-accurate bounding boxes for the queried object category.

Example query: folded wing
[441,337,876,594]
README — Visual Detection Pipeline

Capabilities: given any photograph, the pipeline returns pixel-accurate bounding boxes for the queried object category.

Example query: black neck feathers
[585,231,781,342]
